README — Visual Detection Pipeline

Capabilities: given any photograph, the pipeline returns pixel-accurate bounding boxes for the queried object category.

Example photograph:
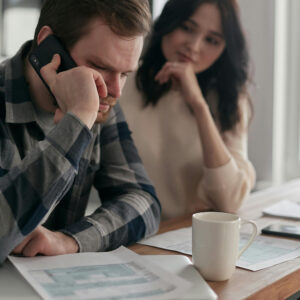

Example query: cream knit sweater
[120,74,256,220]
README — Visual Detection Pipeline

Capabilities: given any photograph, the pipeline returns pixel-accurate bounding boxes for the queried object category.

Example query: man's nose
[107,75,122,99]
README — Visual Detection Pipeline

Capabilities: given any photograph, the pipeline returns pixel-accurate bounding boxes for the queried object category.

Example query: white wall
[239,0,276,188]
[152,0,168,20]
[2,7,39,56]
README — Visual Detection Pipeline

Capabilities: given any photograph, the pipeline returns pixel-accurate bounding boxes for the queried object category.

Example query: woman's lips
[178,52,193,63]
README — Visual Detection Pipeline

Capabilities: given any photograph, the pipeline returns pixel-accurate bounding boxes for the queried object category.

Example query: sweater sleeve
[198,95,256,213]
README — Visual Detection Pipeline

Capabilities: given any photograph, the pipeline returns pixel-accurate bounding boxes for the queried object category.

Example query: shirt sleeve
[199,94,256,213]
[61,103,161,252]
[0,113,92,263]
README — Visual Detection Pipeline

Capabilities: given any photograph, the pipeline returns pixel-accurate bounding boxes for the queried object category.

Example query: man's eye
[90,63,106,71]
[121,73,129,78]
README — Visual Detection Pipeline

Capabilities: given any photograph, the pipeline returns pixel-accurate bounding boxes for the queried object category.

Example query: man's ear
[37,26,54,46]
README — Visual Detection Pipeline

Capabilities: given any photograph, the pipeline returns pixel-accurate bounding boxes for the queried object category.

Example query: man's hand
[12,226,79,257]
[41,54,107,129]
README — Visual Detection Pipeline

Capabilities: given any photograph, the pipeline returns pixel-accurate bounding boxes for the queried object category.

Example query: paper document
[139,227,300,271]
[9,247,192,300]
[145,255,217,300]
[262,199,300,220]
[238,233,300,270]
[140,227,192,255]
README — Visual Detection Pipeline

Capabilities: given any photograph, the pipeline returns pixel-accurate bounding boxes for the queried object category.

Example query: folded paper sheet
[9,247,192,300]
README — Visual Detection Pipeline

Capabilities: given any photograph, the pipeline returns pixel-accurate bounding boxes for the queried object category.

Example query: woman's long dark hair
[136,0,251,131]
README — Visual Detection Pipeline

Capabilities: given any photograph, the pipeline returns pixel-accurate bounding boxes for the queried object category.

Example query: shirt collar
[2,40,36,123]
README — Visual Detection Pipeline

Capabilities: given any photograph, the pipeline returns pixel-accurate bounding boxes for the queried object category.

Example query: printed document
[139,227,300,271]
[238,233,300,270]
[9,247,192,300]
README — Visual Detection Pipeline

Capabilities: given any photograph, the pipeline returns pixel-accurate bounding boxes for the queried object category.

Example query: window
[240,0,300,187]
[0,0,42,58]
[280,0,300,181]
[152,0,168,20]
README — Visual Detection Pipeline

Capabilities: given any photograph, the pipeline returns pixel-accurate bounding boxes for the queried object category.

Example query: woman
[120,0,256,220]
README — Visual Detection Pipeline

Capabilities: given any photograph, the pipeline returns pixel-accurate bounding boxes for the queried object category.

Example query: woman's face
[161,3,226,73]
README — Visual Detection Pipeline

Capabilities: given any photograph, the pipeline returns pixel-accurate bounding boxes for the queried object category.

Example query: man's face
[70,19,144,123]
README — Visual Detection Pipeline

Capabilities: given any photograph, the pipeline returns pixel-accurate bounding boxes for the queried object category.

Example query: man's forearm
[61,190,161,252]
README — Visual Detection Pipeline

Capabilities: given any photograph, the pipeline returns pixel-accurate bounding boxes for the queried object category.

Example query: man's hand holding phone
[41,54,107,129]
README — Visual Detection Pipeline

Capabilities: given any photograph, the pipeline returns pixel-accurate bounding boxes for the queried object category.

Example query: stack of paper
[262,200,300,220]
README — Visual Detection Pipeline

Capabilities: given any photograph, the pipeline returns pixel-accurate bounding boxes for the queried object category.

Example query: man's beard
[95,96,117,124]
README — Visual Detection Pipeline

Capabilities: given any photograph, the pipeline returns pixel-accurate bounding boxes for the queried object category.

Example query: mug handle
[238,219,258,259]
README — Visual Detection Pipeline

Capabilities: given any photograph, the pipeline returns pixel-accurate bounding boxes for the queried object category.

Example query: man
[0,0,161,263]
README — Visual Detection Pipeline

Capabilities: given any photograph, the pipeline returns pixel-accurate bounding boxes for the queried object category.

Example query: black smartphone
[29,35,77,92]
[261,224,300,239]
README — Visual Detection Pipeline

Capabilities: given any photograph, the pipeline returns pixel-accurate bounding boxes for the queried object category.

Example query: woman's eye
[181,24,194,33]
[206,37,220,46]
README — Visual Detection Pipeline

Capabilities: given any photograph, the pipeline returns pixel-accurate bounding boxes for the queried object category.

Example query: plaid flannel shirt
[0,42,161,263]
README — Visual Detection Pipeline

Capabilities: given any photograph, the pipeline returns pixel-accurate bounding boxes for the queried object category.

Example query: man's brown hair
[33,0,151,49]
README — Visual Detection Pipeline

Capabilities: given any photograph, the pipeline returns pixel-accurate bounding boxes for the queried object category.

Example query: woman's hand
[156,61,231,169]
[155,61,206,110]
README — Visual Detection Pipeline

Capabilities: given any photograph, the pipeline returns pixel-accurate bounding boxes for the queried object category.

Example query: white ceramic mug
[192,212,258,281]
